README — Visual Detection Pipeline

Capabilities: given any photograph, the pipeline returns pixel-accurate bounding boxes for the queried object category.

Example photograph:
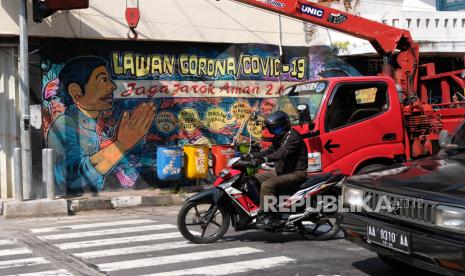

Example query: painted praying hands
[116,102,157,152]
[90,101,156,176]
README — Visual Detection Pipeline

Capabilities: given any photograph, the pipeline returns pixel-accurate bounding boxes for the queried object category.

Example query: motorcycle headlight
[435,205,465,232]
[343,186,364,208]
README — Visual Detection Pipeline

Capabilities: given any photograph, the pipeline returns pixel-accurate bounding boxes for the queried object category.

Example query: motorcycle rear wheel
[177,201,230,244]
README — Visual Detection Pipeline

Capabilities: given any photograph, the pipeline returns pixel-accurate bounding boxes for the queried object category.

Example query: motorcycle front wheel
[177,201,230,244]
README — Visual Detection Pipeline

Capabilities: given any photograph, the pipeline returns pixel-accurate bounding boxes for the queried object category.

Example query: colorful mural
[40,40,359,194]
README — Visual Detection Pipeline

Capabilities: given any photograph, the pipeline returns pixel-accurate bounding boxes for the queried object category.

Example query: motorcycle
[177,156,346,244]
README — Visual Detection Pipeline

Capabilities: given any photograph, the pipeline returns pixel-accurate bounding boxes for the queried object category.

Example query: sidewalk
[0,185,209,219]
[66,185,209,212]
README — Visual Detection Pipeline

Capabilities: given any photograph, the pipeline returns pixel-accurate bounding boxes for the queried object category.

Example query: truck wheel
[356,164,387,175]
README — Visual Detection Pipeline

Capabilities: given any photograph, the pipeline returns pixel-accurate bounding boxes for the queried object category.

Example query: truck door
[319,81,404,174]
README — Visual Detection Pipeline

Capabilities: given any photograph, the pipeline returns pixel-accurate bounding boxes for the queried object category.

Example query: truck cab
[264,76,406,175]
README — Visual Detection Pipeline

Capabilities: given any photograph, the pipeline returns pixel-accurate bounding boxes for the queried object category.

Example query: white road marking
[30,219,156,233]
[143,256,296,276]
[37,224,177,241]
[98,247,263,272]
[55,232,186,250]
[0,247,32,257]
[0,239,16,246]
[74,241,202,259]
[0,257,49,269]
[4,269,74,276]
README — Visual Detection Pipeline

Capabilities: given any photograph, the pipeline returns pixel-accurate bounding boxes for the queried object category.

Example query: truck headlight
[343,186,364,208]
[435,205,465,232]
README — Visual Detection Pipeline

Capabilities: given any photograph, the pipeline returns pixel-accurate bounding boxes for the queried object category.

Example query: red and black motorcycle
[177,156,345,244]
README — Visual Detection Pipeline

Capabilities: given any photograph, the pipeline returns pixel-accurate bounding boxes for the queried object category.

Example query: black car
[337,120,465,276]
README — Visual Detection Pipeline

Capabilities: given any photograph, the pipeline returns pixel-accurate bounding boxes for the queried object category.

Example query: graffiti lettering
[205,107,227,131]
[112,52,307,80]
[116,81,296,99]
[219,82,260,96]
[172,83,215,96]
[231,101,252,122]
[179,55,237,77]
[156,111,177,133]
[178,108,200,133]
[247,115,265,139]
[112,52,176,77]
[261,98,277,114]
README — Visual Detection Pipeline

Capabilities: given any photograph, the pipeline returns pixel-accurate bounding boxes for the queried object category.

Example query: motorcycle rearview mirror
[297,104,315,130]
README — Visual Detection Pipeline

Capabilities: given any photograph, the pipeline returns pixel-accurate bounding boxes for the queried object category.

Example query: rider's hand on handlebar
[251,157,265,167]
[242,153,255,161]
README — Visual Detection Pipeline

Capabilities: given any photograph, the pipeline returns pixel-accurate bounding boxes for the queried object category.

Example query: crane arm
[230,0,419,96]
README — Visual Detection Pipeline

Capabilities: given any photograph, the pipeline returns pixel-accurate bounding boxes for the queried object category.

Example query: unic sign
[300,3,324,18]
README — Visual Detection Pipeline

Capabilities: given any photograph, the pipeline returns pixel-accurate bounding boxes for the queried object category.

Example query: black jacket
[258,129,308,175]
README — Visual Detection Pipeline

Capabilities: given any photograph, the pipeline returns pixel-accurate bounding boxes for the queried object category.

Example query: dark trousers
[255,169,308,210]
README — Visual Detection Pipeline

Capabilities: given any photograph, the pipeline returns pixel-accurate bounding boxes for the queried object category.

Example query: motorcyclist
[247,111,308,228]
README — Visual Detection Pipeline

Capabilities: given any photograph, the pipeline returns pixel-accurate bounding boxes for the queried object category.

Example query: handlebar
[231,157,262,170]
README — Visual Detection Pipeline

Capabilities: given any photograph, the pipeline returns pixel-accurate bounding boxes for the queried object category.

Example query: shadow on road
[220,230,344,244]
[352,257,440,276]
[352,257,394,276]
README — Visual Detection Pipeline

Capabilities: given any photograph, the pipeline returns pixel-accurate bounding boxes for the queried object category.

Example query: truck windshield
[273,81,327,125]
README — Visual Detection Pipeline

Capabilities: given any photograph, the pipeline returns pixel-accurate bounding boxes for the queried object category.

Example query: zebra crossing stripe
[0,240,16,246]
[55,232,185,250]
[37,224,177,241]
[0,257,50,269]
[97,247,263,272]
[30,219,155,233]
[4,269,73,276]
[0,248,32,257]
[142,256,296,276]
[74,241,201,259]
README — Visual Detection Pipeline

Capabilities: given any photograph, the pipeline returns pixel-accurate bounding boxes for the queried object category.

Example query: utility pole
[19,0,32,200]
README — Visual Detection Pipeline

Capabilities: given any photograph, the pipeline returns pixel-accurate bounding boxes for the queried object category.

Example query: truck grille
[364,191,435,224]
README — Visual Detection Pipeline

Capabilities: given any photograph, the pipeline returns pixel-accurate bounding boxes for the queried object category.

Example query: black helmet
[264,111,291,135]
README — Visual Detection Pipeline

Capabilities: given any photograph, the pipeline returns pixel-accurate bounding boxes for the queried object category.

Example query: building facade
[0,0,463,198]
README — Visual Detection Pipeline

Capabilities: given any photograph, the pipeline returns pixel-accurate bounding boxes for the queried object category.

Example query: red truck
[228,0,465,175]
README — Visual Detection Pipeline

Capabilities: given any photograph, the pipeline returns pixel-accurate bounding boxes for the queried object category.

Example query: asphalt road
[0,206,411,276]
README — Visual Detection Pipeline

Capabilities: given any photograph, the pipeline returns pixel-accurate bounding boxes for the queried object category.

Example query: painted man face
[75,66,117,112]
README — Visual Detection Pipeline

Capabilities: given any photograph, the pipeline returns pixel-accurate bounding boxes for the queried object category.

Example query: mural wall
[40,39,359,194]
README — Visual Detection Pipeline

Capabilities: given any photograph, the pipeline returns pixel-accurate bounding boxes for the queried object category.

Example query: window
[326,82,389,131]
[275,81,327,125]
[437,0,465,11]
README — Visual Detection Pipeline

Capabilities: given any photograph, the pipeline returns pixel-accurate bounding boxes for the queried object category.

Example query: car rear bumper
[337,212,465,276]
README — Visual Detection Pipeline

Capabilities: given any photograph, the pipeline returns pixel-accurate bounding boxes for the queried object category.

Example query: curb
[3,199,68,219]
[68,193,194,212]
